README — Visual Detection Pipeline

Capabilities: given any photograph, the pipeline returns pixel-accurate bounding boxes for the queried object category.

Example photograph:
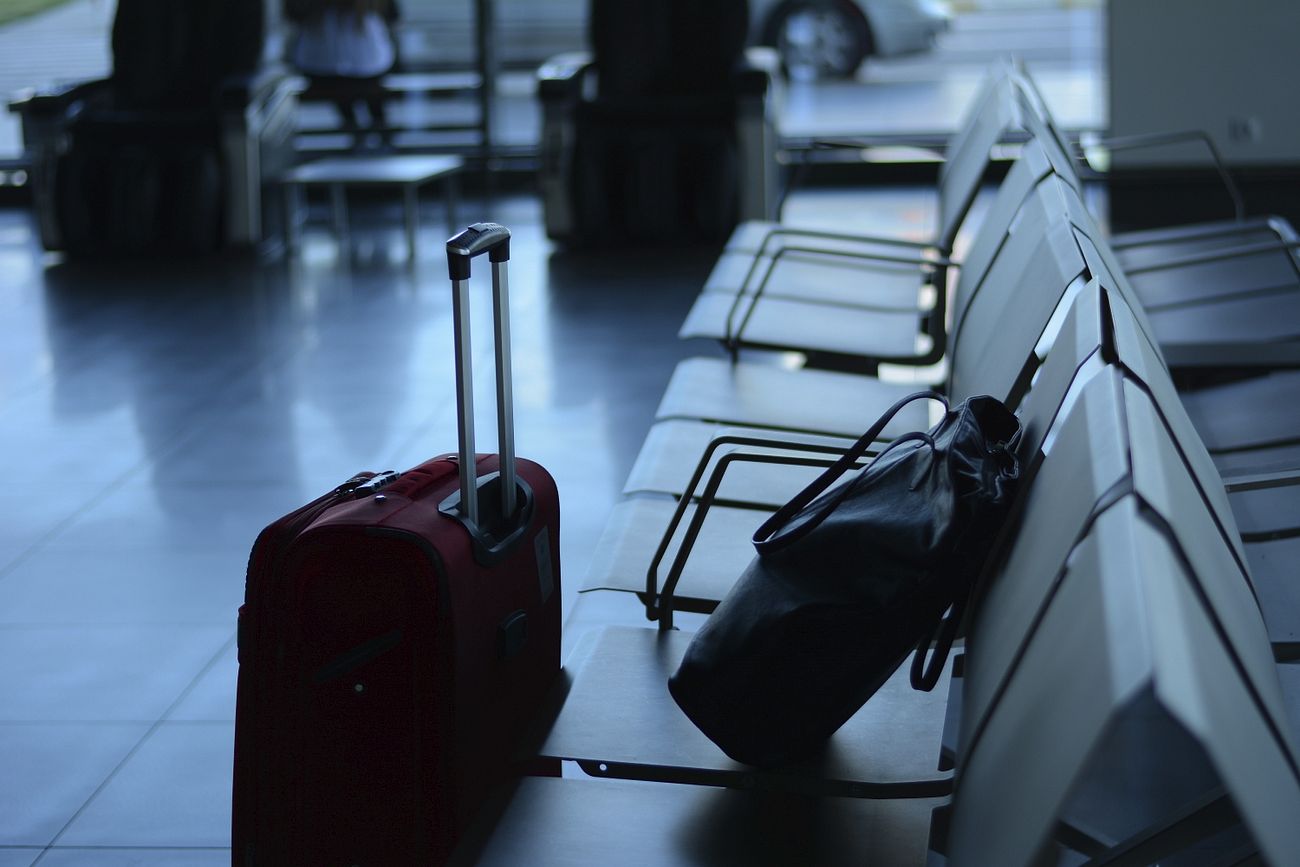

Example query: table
[280,154,464,260]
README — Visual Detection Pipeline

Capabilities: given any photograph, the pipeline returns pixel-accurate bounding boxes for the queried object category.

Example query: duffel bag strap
[910,594,967,691]
[753,391,946,554]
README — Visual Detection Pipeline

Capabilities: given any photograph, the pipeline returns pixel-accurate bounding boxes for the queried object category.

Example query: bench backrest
[947,171,1086,407]
[1102,275,1250,570]
[935,65,1022,253]
[1008,66,1084,191]
[949,243,1300,864]
[953,486,1300,866]
[947,132,1059,311]
[961,365,1133,750]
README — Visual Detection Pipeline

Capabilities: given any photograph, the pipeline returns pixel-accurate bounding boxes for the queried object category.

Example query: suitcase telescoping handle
[446,222,515,531]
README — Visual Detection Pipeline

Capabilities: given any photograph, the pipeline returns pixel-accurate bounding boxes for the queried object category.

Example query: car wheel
[769,2,871,81]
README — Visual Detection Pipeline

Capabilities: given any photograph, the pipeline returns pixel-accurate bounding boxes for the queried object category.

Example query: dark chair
[537,0,779,247]
[9,0,298,255]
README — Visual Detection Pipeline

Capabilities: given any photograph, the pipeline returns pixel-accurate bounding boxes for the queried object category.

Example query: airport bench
[457,278,1300,865]
[453,62,1300,865]
[291,71,487,153]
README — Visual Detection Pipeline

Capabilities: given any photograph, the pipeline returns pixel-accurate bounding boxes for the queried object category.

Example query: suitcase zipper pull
[334,470,400,500]
[351,470,400,498]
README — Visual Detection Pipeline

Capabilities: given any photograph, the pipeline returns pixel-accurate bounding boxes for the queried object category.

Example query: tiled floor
[0,190,755,862]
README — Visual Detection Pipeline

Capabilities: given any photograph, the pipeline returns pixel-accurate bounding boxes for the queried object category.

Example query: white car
[393,0,949,79]
[754,0,952,80]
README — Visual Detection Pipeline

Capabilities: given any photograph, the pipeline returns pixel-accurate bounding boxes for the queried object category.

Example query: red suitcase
[231,223,562,866]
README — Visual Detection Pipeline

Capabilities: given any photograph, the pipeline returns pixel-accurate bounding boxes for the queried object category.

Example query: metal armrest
[8,78,110,119]
[1080,130,1244,223]
[1110,218,1289,251]
[725,243,955,351]
[1124,238,1300,276]
[1222,469,1300,495]
[741,224,939,254]
[648,434,874,629]
[1161,340,1300,372]
[812,134,949,159]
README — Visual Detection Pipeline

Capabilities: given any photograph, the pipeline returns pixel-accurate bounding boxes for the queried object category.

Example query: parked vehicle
[391,0,949,79]
[756,0,952,80]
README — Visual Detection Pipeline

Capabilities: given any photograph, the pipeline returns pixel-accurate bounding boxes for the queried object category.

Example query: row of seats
[450,63,1300,865]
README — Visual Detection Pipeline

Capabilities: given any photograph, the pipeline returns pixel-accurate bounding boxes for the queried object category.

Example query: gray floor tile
[152,396,446,487]
[0,850,40,867]
[47,482,316,556]
[0,627,231,722]
[0,488,118,557]
[57,723,234,849]
[167,644,237,724]
[0,548,28,576]
[0,549,242,627]
[0,723,147,846]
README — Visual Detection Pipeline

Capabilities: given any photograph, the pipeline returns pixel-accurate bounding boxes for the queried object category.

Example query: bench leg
[404,185,419,262]
[283,185,301,255]
[445,174,459,232]
[330,184,349,251]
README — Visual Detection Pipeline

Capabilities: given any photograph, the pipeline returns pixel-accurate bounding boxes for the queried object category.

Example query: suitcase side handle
[446,223,517,533]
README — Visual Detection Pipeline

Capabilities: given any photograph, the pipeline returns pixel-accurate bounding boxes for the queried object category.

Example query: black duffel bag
[668,392,1021,767]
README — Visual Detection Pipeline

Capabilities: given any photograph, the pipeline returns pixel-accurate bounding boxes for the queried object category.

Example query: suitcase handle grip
[446,222,511,280]
[447,223,517,533]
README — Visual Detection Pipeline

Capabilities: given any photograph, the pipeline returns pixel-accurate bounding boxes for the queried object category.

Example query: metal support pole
[404,184,419,262]
[330,184,348,250]
[283,184,300,254]
[475,0,497,202]
[445,174,459,232]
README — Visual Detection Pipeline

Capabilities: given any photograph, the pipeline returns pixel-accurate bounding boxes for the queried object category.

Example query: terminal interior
[0,1,1298,864]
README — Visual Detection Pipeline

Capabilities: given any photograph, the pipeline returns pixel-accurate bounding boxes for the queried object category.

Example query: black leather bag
[668,392,1021,767]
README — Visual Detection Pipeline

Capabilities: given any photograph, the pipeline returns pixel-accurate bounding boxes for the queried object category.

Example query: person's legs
[309,74,390,148]
[366,97,387,131]
[336,98,361,133]
[308,75,362,142]
[359,76,389,146]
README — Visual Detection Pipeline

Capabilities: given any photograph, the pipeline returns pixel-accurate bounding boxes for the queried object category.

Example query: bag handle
[446,223,515,529]
[646,432,866,627]
[910,595,966,691]
[753,391,946,554]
